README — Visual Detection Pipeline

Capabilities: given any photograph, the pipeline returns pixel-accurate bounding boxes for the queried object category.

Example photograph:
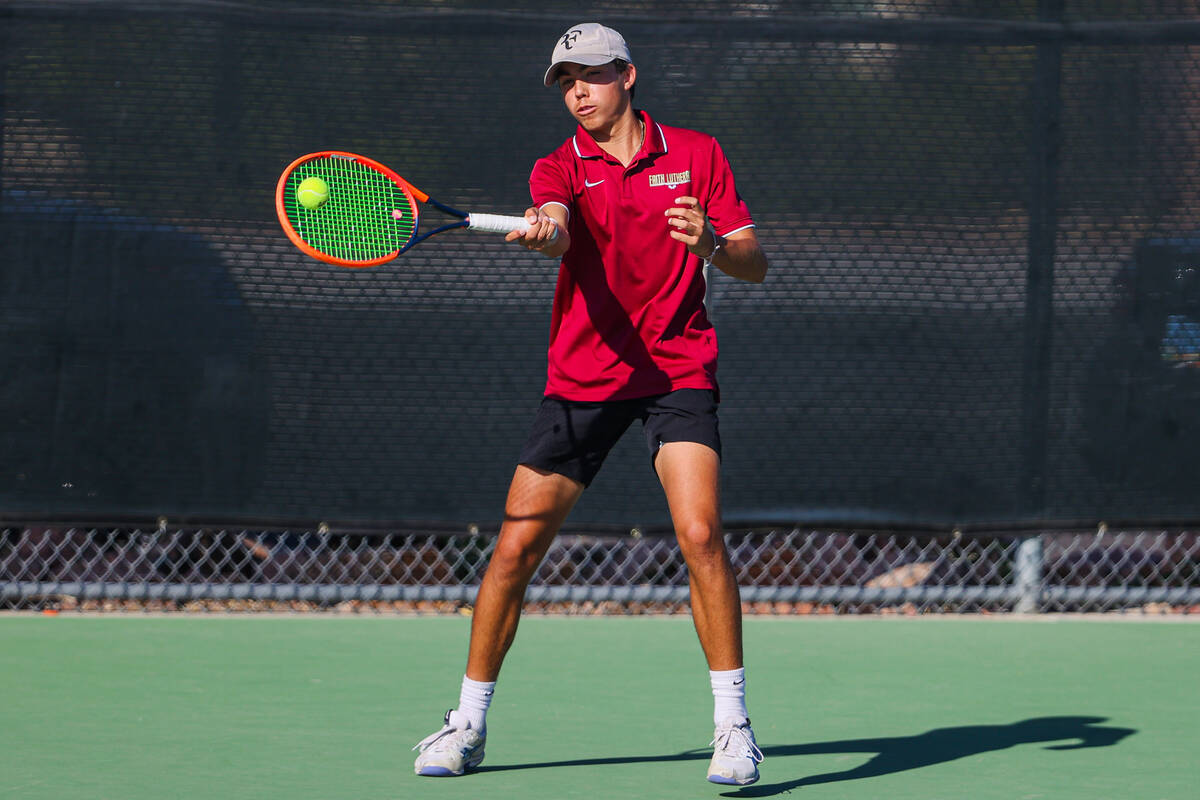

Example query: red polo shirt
[529,110,755,402]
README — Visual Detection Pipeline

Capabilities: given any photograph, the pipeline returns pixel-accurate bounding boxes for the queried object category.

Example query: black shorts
[518,388,721,487]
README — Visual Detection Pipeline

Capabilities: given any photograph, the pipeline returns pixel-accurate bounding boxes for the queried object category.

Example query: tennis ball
[296,176,329,210]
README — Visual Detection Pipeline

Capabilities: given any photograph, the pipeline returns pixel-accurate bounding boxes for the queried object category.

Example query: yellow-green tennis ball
[297,176,329,210]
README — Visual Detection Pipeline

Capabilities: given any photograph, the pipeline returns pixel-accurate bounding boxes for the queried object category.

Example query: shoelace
[710,724,764,763]
[412,722,458,754]
[413,710,482,756]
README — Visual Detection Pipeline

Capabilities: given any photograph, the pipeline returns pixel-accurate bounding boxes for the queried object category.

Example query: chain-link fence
[3,522,1197,614]
[4,2,1200,615]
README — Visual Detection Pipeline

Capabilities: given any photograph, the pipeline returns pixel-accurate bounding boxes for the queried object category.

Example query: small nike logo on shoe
[585,179,605,187]
[733,679,745,686]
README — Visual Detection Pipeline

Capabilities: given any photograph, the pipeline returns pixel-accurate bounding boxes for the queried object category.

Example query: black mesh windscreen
[4,1,1200,527]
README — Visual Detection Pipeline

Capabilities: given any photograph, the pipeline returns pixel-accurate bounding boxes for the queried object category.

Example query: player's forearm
[710,237,768,283]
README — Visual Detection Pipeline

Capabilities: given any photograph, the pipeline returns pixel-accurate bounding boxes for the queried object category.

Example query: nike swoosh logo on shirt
[584,179,605,187]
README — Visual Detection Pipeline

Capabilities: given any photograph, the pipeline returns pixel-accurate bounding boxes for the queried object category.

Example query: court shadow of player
[475,715,1134,789]
[721,716,1136,797]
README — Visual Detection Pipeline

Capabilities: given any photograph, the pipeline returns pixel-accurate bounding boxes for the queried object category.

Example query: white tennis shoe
[707,717,764,785]
[412,709,486,777]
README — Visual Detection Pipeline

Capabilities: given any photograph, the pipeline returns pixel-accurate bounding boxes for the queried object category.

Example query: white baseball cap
[543,23,632,87]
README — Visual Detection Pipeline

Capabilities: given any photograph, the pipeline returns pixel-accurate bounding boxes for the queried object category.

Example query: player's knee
[675,520,724,559]
[489,533,545,582]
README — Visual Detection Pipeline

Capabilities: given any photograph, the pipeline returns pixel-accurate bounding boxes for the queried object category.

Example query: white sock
[710,667,749,725]
[457,675,495,734]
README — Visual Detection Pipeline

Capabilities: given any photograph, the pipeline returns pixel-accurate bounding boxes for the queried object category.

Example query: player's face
[556,62,635,131]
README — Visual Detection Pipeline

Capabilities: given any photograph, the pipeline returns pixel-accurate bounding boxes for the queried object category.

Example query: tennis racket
[275,151,532,268]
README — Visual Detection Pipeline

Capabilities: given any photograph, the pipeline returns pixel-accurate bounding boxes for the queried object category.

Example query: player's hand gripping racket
[275,151,534,267]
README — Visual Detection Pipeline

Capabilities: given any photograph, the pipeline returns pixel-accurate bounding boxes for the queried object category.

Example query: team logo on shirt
[648,170,691,189]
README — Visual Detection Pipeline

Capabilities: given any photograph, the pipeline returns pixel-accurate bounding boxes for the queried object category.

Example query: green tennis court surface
[2,616,1196,800]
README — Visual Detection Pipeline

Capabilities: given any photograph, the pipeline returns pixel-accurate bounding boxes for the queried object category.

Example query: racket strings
[284,156,417,262]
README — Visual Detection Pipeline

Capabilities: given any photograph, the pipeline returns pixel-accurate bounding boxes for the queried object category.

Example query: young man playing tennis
[413,22,768,786]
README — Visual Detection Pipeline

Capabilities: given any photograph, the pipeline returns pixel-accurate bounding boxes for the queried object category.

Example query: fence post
[1014,534,1044,613]
[1022,0,1064,517]
[1018,3,1061,613]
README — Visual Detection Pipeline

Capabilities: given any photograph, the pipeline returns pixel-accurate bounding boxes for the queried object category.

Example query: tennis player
[413,22,768,786]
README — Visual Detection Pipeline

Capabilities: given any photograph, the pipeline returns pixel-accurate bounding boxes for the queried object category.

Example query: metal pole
[1014,534,1044,613]
[1022,0,1064,518]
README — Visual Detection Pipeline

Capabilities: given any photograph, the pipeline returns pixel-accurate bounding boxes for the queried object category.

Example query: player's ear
[623,63,637,93]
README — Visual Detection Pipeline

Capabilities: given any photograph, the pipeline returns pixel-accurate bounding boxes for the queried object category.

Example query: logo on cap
[561,29,582,50]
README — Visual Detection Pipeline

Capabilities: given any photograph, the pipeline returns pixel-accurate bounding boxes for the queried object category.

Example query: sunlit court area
[1,616,1198,799]
[2,2,1199,799]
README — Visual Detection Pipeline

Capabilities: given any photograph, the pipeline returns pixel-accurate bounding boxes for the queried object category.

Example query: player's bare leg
[466,465,584,681]
[415,465,582,777]
[655,441,742,669]
[655,441,762,786]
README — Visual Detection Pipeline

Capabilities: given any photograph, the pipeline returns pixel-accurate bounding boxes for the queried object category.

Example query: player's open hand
[666,196,716,258]
[508,207,560,252]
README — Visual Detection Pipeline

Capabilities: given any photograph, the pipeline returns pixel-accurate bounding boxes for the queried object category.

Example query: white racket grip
[467,213,531,234]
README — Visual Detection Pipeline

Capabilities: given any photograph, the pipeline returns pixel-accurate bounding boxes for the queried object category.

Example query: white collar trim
[571,121,668,160]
